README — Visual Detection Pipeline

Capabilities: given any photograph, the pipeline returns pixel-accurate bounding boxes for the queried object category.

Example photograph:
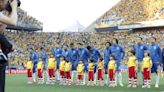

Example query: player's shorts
[37,69,42,78]
[143,68,150,80]
[108,69,115,81]
[78,74,83,80]
[65,72,71,79]
[27,69,32,77]
[94,64,97,73]
[116,61,121,71]
[56,58,60,69]
[84,64,88,72]
[97,69,103,80]
[48,69,54,78]
[60,70,65,78]
[33,64,37,73]
[128,66,136,78]
[151,63,159,73]
[88,71,94,81]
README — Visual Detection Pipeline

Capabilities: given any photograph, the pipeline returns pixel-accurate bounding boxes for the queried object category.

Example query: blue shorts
[33,64,37,73]
[84,64,88,72]
[116,61,121,71]
[151,63,159,73]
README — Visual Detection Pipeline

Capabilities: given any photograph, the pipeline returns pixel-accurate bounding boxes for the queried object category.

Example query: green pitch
[6,73,164,92]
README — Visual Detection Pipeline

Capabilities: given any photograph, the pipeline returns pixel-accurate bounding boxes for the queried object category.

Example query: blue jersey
[133,44,147,62]
[78,48,89,64]
[148,44,162,63]
[30,51,39,65]
[109,45,125,62]
[53,47,63,64]
[104,47,110,69]
[39,51,48,64]
[66,48,79,70]
[88,48,101,63]
[53,47,63,58]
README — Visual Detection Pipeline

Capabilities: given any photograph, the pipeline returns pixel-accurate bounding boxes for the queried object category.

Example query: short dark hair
[90,59,94,63]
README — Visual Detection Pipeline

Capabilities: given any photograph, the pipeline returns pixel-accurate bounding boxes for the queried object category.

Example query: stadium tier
[84,0,164,32]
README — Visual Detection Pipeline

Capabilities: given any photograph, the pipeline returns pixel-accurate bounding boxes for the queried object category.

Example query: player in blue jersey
[147,37,162,88]
[66,43,80,82]
[39,47,48,84]
[29,48,39,83]
[78,43,90,84]
[109,38,125,87]
[87,45,101,84]
[53,45,63,80]
[104,42,112,85]
[133,37,147,72]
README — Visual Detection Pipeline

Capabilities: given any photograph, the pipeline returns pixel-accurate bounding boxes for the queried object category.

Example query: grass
[6,73,164,92]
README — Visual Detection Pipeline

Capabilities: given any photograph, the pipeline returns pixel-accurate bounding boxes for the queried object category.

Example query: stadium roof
[6,25,42,32]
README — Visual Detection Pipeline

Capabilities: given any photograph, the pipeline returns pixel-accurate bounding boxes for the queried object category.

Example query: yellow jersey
[98,61,104,70]
[142,57,152,70]
[88,62,94,71]
[26,61,33,69]
[59,60,65,71]
[127,56,138,67]
[37,61,44,70]
[48,58,56,69]
[108,60,116,70]
[77,63,84,73]
[65,62,72,72]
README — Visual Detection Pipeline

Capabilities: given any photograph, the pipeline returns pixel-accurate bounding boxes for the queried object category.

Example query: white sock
[118,72,122,84]
[45,71,49,82]
[57,70,60,80]
[32,73,36,81]
[105,74,108,85]
[94,72,97,84]
[156,74,160,85]
[115,73,117,85]
[83,73,86,84]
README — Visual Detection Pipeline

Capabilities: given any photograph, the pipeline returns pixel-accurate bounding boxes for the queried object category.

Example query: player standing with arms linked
[0,0,19,91]
[109,38,125,87]
[103,42,111,85]
[147,37,162,88]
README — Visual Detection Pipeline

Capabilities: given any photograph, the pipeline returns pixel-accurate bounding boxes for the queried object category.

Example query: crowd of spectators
[3,27,164,67]
[96,0,164,27]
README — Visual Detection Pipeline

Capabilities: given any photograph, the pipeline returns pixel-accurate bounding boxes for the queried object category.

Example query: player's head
[128,50,135,56]
[105,42,112,48]
[137,37,142,44]
[99,57,103,62]
[144,51,150,57]
[110,55,115,60]
[112,38,118,45]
